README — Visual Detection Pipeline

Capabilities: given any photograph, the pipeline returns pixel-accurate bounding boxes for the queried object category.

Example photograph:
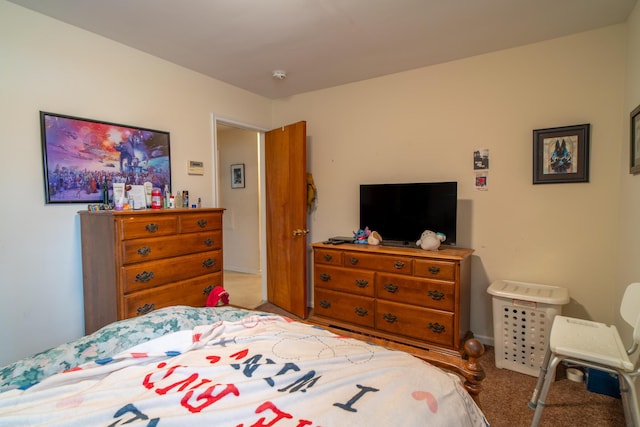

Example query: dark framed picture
[533,124,590,184]
[630,104,640,174]
[40,112,171,204]
[231,163,245,188]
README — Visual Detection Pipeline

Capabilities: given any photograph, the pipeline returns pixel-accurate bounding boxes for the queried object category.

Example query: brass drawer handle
[383,283,399,293]
[319,300,331,308]
[204,238,214,246]
[355,307,368,317]
[323,254,333,262]
[428,266,441,275]
[428,322,445,334]
[137,246,151,256]
[319,273,331,282]
[197,219,208,228]
[383,313,397,323]
[135,271,154,282]
[394,261,405,270]
[136,303,155,315]
[428,290,445,300]
[202,258,217,268]
[145,223,159,233]
[203,285,213,295]
[355,279,369,288]
[348,257,359,265]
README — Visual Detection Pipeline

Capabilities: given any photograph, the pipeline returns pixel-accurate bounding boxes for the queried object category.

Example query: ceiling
[8,0,637,99]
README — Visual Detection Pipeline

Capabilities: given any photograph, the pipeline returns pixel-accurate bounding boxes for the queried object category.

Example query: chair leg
[530,354,562,427]
[529,345,552,409]
[619,373,639,427]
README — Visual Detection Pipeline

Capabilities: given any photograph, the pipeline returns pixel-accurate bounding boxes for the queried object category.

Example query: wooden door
[265,121,308,318]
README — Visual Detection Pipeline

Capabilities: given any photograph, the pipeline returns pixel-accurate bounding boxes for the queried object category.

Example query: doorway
[216,121,265,308]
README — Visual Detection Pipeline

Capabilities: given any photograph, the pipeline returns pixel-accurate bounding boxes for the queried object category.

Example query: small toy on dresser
[353,227,383,245]
[416,230,446,251]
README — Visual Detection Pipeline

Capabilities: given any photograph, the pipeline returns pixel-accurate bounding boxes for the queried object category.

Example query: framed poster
[630,104,640,175]
[40,112,171,203]
[231,163,245,188]
[533,124,590,184]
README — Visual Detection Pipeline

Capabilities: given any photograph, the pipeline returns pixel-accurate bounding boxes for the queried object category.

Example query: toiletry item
[113,182,125,211]
[197,197,202,208]
[175,192,182,208]
[151,188,162,209]
[169,194,175,208]
[182,191,189,209]
[143,182,153,208]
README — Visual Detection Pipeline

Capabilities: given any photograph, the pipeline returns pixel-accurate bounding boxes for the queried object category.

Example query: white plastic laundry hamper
[487,280,569,377]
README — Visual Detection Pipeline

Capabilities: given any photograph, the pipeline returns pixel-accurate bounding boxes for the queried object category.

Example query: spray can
[151,188,162,209]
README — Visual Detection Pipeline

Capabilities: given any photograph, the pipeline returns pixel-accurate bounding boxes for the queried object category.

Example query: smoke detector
[272,70,287,80]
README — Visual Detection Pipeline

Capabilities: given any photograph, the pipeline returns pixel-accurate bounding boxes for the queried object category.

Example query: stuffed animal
[367,230,382,245]
[416,230,446,251]
[353,227,370,244]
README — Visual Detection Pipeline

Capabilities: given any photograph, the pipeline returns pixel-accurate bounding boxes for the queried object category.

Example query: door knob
[292,228,310,236]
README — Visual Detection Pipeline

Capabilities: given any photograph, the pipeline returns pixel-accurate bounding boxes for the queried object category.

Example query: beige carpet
[254,302,626,427]
[224,271,263,309]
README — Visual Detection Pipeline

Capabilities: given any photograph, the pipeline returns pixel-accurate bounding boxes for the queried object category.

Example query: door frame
[212,114,269,302]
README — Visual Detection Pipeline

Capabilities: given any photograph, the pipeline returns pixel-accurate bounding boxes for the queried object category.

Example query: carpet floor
[254,302,626,426]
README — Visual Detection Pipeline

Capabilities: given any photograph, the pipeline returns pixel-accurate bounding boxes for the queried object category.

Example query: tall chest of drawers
[310,242,473,355]
[79,208,224,334]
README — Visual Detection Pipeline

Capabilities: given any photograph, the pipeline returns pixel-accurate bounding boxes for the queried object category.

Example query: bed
[0,306,488,426]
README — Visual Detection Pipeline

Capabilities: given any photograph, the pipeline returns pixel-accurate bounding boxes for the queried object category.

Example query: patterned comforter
[0,306,488,426]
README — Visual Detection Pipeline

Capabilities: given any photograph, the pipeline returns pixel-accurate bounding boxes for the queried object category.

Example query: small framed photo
[231,163,245,188]
[630,104,640,174]
[533,124,590,184]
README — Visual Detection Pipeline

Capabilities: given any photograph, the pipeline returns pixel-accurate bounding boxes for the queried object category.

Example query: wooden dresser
[79,208,224,334]
[309,242,473,356]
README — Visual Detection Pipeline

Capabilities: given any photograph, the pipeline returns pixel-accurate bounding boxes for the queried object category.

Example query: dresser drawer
[376,300,454,346]
[314,265,374,296]
[121,231,222,265]
[313,248,343,266]
[343,251,413,275]
[121,250,222,293]
[119,215,178,240]
[122,273,221,318]
[314,288,374,328]
[376,273,454,311]
[414,259,456,281]
[179,212,222,233]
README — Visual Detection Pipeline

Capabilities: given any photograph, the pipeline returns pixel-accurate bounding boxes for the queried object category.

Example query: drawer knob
[428,290,445,301]
[197,219,208,228]
[319,300,331,308]
[202,258,217,268]
[319,273,331,282]
[145,223,159,233]
[383,283,399,293]
[203,285,213,295]
[137,246,151,256]
[428,266,441,275]
[355,279,369,288]
[323,254,333,261]
[135,271,154,282]
[354,307,368,317]
[382,313,397,323]
[394,261,405,270]
[428,322,446,334]
[136,303,155,315]
[204,238,214,246]
[348,257,359,265]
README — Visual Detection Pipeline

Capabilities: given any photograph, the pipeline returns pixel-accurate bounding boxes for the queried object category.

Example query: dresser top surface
[312,242,473,260]
[78,208,225,217]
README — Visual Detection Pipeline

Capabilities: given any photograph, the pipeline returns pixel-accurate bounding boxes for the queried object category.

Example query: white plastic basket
[487,280,570,377]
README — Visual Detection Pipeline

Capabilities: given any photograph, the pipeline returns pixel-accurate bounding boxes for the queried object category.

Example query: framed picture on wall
[231,163,245,188]
[630,104,640,174]
[40,111,171,203]
[533,123,590,184]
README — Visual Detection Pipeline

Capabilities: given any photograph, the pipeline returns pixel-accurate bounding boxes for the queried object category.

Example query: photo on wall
[40,112,171,203]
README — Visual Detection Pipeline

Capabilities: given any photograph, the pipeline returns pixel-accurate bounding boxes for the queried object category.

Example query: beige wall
[273,25,627,342]
[218,127,261,274]
[0,1,271,366]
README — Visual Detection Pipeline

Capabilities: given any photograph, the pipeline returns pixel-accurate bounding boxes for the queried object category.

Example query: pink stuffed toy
[206,286,230,307]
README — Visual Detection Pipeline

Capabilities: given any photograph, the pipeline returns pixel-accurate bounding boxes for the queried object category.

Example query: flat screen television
[359,182,457,247]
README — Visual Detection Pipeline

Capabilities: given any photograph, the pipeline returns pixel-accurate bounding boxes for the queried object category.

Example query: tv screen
[359,182,457,247]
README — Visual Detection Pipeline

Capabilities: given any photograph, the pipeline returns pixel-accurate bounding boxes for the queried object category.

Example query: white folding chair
[529,282,640,427]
